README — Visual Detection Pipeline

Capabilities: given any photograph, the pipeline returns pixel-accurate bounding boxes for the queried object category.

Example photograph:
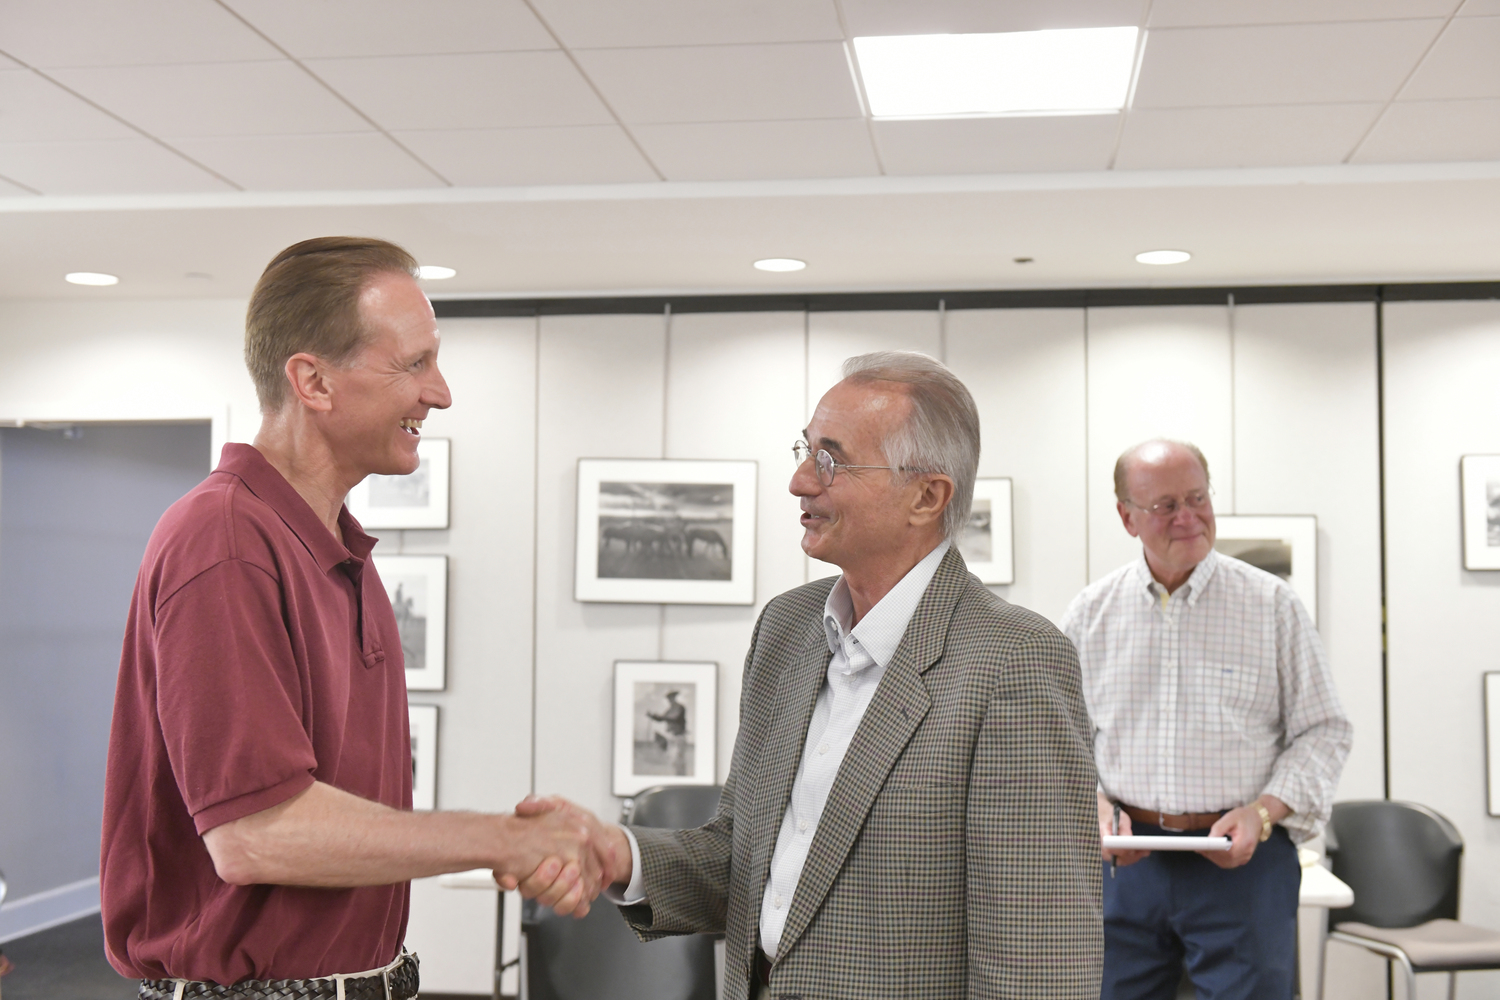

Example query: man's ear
[1116,501,1141,538]
[909,474,955,528]
[284,352,334,413]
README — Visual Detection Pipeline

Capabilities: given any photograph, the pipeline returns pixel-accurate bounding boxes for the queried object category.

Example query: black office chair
[1320,800,1500,1000]
[522,786,721,1000]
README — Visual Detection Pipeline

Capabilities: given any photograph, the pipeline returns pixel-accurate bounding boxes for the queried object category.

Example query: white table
[441,870,512,999]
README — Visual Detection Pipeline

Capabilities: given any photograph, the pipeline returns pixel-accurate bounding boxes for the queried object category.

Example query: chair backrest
[1326,799,1463,928]
[523,901,716,1000]
[625,784,722,829]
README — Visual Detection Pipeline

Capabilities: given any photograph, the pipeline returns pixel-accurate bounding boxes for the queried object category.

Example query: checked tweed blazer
[622,548,1103,1000]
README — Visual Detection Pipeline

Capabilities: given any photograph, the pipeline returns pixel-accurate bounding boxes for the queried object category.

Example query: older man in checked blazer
[523,351,1103,999]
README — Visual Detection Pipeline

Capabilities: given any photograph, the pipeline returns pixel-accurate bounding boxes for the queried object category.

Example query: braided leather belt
[139,950,418,1000]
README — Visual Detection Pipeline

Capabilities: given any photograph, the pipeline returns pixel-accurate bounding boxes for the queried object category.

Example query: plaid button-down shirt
[1061,550,1351,843]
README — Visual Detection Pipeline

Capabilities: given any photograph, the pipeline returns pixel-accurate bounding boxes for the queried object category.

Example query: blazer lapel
[773,548,969,958]
[747,621,832,910]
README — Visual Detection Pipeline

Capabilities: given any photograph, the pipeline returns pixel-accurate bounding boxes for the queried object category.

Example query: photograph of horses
[575,458,757,605]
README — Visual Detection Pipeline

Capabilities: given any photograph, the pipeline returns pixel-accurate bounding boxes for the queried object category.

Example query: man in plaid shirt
[1062,439,1351,1000]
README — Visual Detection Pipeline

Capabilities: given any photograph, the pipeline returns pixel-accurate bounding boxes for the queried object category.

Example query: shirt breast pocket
[1192,661,1267,734]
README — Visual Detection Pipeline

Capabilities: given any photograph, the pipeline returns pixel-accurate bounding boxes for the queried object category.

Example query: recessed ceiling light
[754,258,806,272]
[65,272,119,286]
[1135,250,1192,266]
[853,27,1138,118]
[417,265,456,280]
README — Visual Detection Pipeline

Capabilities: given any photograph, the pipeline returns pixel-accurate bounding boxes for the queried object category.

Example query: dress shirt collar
[1133,547,1220,608]
[823,539,951,672]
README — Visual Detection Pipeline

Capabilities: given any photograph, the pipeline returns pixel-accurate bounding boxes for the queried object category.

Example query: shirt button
[774,895,784,908]
[818,743,829,754]
[798,819,808,833]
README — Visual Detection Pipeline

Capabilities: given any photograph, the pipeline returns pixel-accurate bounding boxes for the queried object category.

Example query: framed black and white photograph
[957,477,1014,585]
[575,459,757,605]
[374,554,448,691]
[409,704,438,811]
[1461,455,1500,570]
[613,660,717,797]
[347,437,450,530]
[1214,515,1318,623]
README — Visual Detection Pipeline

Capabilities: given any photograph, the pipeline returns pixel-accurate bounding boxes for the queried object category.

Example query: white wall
[0,293,1440,997]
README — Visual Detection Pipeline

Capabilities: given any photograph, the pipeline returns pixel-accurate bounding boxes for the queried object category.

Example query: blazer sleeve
[965,626,1104,999]
[616,606,769,939]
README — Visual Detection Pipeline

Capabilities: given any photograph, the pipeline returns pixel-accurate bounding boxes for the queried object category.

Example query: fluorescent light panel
[854,27,1138,118]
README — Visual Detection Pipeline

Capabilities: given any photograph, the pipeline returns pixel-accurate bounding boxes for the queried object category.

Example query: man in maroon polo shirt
[100,237,618,999]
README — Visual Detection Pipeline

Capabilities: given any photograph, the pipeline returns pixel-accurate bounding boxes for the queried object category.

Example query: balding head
[1114,440,1211,503]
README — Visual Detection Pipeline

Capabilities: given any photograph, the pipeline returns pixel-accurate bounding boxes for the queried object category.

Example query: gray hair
[840,351,980,542]
[1113,439,1211,502]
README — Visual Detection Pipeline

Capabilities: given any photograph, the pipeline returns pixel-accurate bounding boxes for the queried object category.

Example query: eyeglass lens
[1149,492,1210,516]
[793,441,838,486]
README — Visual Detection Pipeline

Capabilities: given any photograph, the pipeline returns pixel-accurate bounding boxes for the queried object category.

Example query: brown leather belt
[1120,804,1225,832]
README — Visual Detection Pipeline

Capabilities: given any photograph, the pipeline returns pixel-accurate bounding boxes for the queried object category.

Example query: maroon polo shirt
[100,443,411,984]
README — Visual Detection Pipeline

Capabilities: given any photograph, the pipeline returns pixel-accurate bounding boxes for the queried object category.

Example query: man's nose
[789,458,820,496]
[425,365,453,409]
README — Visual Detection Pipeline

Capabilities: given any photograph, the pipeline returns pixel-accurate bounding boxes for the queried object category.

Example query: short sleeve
[154,559,318,834]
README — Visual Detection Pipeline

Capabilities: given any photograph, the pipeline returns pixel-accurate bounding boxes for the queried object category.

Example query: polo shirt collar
[216,443,374,573]
[823,539,951,671]
[1134,547,1219,608]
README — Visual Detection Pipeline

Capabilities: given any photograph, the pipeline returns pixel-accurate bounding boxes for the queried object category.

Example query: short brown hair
[245,236,418,411]
[1113,439,1211,502]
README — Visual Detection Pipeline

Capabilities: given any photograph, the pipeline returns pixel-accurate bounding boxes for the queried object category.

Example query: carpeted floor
[0,914,136,1000]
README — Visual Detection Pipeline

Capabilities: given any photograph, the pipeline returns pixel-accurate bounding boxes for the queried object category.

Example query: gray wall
[0,422,209,898]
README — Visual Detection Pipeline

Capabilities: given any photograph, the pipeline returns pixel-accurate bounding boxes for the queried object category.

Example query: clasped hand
[492,796,632,918]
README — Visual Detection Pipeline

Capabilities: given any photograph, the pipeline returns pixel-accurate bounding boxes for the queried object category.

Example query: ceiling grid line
[0,170,42,196]
[830,0,887,176]
[1105,0,1156,171]
[0,48,246,192]
[516,0,667,182]
[209,0,455,187]
[1341,0,1467,164]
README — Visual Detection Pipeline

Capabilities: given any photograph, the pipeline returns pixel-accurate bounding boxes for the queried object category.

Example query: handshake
[494,796,634,918]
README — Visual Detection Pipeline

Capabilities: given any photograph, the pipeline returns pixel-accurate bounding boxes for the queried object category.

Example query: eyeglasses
[1123,488,1214,519]
[792,440,897,487]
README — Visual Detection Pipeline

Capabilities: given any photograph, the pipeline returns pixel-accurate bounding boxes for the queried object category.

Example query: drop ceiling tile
[1400,17,1500,99]
[841,0,1142,36]
[1115,104,1381,168]
[0,70,136,141]
[1149,1,1457,27]
[51,62,369,137]
[0,138,233,194]
[1353,98,1500,162]
[0,0,278,68]
[307,52,613,130]
[576,43,860,124]
[1459,0,1500,13]
[873,114,1120,174]
[1133,20,1445,107]
[171,133,444,190]
[223,0,555,57]
[532,0,842,48]
[633,119,878,180]
[390,126,658,185]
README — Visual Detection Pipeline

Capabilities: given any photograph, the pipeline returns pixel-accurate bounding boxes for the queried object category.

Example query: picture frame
[374,554,448,691]
[409,704,438,811]
[1487,674,1500,817]
[575,458,757,605]
[613,660,718,797]
[1213,514,1318,624]
[957,477,1014,585]
[347,437,451,530]
[1460,455,1500,570]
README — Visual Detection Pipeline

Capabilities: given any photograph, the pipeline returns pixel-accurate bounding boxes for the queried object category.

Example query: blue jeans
[1101,823,1299,1000]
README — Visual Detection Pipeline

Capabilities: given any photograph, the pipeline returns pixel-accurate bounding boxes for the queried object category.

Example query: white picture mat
[960,478,1015,585]
[409,704,438,811]
[1214,514,1318,624]
[575,459,757,605]
[1487,673,1500,816]
[1103,836,1231,851]
[1461,455,1500,570]
[374,554,448,691]
[347,437,451,529]
[613,660,717,796]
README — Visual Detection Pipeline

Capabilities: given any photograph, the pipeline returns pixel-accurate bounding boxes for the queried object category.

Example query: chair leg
[1396,952,1417,1000]
[1316,932,1330,1000]
[1449,970,1458,1000]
